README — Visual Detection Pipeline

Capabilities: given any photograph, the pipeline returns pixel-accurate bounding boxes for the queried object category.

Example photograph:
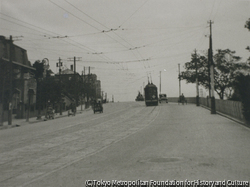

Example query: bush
[234,74,250,122]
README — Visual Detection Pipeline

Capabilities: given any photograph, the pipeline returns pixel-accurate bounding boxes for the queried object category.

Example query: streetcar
[144,82,158,106]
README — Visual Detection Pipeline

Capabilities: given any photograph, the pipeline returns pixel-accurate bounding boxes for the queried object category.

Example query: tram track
[0,103,160,186]
[0,104,132,152]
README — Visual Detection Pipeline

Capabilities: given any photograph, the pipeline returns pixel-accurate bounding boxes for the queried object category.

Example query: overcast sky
[1,0,250,101]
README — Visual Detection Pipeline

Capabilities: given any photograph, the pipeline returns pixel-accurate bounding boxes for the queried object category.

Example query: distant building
[55,68,83,106]
[0,35,36,122]
[95,80,101,98]
[82,73,101,100]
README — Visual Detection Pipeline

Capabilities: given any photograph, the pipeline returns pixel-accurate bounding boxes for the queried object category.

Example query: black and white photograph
[0,0,250,186]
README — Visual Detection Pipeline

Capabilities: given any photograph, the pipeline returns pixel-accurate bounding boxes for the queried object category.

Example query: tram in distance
[144,82,158,106]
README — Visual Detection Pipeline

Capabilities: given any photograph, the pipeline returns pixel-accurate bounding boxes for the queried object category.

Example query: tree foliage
[234,74,250,122]
[180,51,210,89]
[245,18,250,63]
[245,18,250,31]
[213,49,244,99]
[33,60,44,80]
[180,49,250,99]
[33,60,61,109]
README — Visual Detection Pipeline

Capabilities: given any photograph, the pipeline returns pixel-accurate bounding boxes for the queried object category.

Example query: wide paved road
[0,102,250,186]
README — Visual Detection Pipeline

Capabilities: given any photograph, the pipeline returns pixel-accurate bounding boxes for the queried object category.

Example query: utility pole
[208,20,216,114]
[8,35,13,125]
[208,49,211,98]
[85,66,91,108]
[88,66,90,104]
[83,66,86,108]
[194,49,200,106]
[57,57,63,115]
[68,57,82,74]
[68,57,81,113]
[80,70,83,111]
[178,63,181,97]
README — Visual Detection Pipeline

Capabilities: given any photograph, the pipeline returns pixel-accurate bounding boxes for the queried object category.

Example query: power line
[0,15,99,54]
[60,0,146,62]
[119,0,149,27]
[64,0,109,30]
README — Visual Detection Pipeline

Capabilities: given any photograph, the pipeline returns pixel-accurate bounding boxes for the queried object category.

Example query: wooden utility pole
[208,48,211,98]
[68,57,82,74]
[208,20,216,114]
[8,35,13,125]
[57,57,63,115]
[68,57,82,112]
[194,49,200,106]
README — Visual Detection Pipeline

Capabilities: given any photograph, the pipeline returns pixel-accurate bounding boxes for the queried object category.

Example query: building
[82,73,101,100]
[55,68,84,107]
[95,80,101,98]
[0,35,36,124]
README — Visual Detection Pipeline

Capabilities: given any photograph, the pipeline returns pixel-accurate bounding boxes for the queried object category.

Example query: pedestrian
[181,93,185,105]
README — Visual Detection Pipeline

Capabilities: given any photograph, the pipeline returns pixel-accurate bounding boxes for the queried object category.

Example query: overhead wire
[119,0,149,28]
[62,0,147,68]
[0,10,122,67]
[149,27,204,59]
[48,0,138,70]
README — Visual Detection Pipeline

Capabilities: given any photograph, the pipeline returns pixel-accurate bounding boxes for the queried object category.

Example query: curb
[0,107,92,130]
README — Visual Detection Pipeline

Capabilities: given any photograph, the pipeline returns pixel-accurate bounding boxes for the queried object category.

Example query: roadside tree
[180,49,249,99]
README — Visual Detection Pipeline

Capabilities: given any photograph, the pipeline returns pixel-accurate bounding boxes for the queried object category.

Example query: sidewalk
[200,105,250,129]
[0,105,91,130]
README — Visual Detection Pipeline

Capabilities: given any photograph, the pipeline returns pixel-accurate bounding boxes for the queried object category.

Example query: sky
[1,0,250,101]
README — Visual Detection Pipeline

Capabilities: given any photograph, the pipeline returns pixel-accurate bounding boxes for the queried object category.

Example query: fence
[200,97,244,121]
[168,97,245,122]
[168,97,196,103]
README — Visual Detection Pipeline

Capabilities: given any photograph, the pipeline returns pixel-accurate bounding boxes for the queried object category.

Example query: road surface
[0,102,249,186]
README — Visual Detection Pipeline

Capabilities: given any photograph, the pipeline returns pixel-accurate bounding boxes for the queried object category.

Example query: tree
[180,49,249,99]
[33,60,44,80]
[245,18,250,31]
[231,18,250,121]
[180,51,210,89]
[245,18,250,63]
[33,60,59,113]
[233,73,250,122]
[213,49,244,99]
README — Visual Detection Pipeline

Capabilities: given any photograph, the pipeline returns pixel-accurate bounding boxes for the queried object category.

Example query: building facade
[82,73,101,100]
[0,35,36,123]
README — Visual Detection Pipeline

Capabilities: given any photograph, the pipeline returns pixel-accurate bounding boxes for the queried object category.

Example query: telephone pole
[68,57,82,112]
[208,20,216,114]
[8,35,13,125]
[57,57,63,115]
[67,57,82,74]
[194,49,200,106]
